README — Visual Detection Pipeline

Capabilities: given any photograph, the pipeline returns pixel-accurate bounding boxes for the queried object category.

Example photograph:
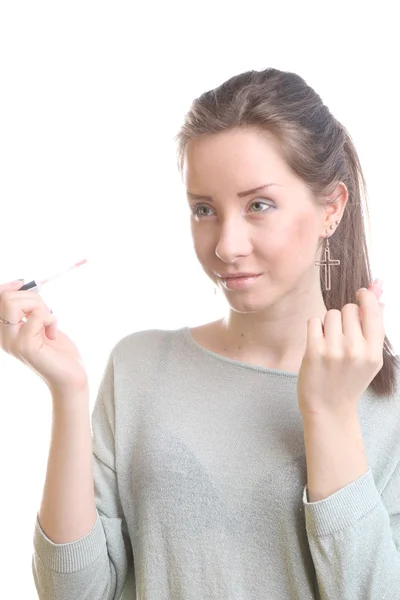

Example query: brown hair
[175,68,399,398]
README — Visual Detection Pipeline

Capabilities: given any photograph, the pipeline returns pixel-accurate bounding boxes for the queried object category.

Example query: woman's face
[183,127,342,314]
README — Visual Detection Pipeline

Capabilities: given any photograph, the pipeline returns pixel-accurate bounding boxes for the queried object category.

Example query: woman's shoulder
[111,326,187,363]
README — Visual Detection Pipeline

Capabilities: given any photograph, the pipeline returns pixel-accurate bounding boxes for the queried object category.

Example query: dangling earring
[315,220,340,291]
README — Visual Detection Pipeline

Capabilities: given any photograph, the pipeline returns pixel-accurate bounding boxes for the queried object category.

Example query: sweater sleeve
[303,464,400,599]
[32,350,133,600]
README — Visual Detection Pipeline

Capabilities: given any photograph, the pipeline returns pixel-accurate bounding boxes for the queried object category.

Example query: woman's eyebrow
[186,183,282,202]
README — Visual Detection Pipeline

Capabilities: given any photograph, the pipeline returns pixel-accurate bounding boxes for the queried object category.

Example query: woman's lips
[221,274,261,290]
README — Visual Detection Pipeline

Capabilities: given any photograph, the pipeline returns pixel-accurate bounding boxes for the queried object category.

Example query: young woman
[1,68,399,600]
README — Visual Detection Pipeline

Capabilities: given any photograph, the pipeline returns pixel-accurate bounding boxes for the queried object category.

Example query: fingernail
[372,278,384,289]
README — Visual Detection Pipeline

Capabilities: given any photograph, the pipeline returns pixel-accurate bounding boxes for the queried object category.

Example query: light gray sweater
[32,327,400,599]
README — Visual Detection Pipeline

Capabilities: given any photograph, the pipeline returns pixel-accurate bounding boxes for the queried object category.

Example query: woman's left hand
[297,280,385,418]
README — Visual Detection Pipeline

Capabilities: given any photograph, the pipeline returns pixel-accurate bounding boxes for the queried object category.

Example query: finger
[0,291,51,346]
[21,307,57,338]
[321,309,343,349]
[368,282,385,320]
[356,287,384,344]
[368,282,383,300]
[24,309,58,341]
[306,316,325,356]
[0,290,46,326]
[14,309,58,357]
[341,303,363,344]
[0,280,26,295]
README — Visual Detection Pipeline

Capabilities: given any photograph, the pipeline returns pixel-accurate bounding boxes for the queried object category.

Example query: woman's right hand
[0,280,89,395]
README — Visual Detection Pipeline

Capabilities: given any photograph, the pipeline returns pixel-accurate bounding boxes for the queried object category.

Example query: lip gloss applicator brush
[18,259,88,292]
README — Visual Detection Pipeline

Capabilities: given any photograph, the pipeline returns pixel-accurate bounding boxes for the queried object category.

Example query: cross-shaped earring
[315,220,340,291]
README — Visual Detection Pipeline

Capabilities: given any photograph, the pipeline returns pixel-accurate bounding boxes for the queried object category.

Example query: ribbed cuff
[33,512,107,573]
[303,468,381,537]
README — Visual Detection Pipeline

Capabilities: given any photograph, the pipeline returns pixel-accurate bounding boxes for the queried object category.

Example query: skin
[183,127,348,373]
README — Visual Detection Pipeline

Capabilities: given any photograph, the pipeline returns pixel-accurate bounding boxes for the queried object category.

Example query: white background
[0,1,399,597]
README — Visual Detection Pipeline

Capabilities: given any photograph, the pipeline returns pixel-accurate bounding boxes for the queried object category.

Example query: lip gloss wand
[18,259,88,292]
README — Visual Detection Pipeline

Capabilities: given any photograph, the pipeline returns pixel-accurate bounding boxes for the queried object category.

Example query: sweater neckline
[179,326,299,379]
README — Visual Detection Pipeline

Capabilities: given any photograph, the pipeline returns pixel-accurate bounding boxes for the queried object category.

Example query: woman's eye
[191,200,272,218]
[192,204,213,217]
[250,201,271,213]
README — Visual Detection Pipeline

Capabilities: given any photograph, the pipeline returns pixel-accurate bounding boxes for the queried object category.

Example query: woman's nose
[214,221,253,262]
